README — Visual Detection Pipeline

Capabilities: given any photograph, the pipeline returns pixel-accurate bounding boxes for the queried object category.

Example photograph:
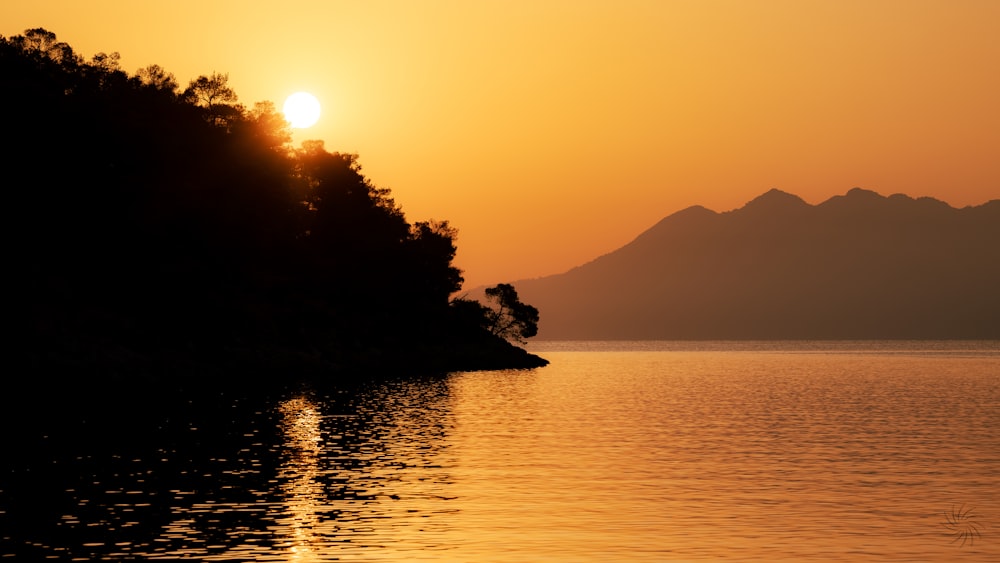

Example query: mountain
[512,188,1000,339]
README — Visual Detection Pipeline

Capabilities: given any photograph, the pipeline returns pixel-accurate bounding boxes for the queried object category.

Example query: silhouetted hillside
[512,188,1000,339]
[4,28,546,381]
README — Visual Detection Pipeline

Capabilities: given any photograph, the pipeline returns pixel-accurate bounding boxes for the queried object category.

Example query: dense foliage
[4,28,544,379]
[480,284,540,344]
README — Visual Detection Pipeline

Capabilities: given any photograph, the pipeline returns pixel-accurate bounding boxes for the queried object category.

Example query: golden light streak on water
[276,396,325,562]
[2,342,997,560]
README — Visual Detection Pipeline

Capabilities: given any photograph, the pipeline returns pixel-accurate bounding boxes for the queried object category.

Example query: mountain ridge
[508,189,1000,339]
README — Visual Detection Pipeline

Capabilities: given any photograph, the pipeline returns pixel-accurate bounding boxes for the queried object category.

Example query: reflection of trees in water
[0,390,285,560]
[0,377,456,560]
[266,376,457,559]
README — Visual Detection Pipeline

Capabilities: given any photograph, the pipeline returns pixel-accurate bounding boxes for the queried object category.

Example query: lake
[2,341,998,561]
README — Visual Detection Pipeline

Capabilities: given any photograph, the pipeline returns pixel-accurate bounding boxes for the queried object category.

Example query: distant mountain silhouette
[512,188,1000,339]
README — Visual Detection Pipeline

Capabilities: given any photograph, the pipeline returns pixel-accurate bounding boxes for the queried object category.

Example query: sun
[283,92,321,128]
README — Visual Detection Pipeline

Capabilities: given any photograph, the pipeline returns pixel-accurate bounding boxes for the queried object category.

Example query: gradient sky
[5,1,999,288]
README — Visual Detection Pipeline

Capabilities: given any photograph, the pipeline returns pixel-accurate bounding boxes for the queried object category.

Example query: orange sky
[5,1,999,288]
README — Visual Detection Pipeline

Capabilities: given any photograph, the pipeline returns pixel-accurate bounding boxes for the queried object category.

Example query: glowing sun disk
[283,92,321,128]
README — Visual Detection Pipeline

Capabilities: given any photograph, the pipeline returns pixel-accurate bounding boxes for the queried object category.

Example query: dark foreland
[4,29,546,391]
[510,188,1000,340]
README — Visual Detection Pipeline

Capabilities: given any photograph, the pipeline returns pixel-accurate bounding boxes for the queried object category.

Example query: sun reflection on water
[276,395,327,561]
[7,347,993,561]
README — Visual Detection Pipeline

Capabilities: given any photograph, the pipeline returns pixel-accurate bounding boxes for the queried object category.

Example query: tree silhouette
[184,71,237,108]
[3,28,547,378]
[136,64,178,92]
[407,220,464,303]
[11,27,76,63]
[483,284,540,344]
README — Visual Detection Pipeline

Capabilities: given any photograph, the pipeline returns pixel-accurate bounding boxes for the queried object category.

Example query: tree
[6,28,78,66]
[245,101,292,148]
[183,72,237,109]
[483,283,539,344]
[407,220,464,303]
[297,145,410,250]
[18,27,60,53]
[90,51,121,72]
[136,64,178,93]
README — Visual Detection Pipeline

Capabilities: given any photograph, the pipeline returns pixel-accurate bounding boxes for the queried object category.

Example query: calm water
[2,341,998,561]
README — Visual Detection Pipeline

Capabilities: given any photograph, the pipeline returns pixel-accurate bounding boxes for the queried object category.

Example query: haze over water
[3,341,998,561]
